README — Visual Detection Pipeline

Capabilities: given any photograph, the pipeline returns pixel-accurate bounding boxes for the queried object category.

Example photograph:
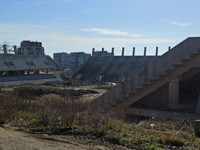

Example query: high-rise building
[53,52,91,72]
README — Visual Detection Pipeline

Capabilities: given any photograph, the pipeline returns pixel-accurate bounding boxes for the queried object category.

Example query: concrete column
[132,47,135,56]
[34,70,39,74]
[156,47,158,56]
[111,47,114,55]
[19,71,25,75]
[144,47,146,56]
[13,46,17,55]
[3,45,7,55]
[169,78,179,109]
[122,47,124,56]
[92,48,95,56]
[196,93,200,114]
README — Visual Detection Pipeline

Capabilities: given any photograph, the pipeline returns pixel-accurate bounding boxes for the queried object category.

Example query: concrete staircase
[90,37,200,114]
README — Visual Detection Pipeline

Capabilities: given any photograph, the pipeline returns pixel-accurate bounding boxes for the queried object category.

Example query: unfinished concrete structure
[0,41,59,83]
[92,48,114,56]
[17,41,45,56]
[89,37,200,119]
[75,47,157,82]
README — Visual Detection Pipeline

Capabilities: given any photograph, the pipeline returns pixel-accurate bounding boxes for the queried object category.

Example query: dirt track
[0,126,128,150]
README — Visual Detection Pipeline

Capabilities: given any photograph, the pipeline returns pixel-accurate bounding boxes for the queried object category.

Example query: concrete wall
[131,83,169,110]
[75,56,156,82]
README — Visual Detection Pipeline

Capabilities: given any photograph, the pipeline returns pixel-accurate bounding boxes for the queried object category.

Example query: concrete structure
[0,41,59,82]
[90,37,200,119]
[53,52,70,68]
[74,47,158,82]
[53,52,91,72]
[75,56,156,82]
[92,48,114,56]
[17,41,45,56]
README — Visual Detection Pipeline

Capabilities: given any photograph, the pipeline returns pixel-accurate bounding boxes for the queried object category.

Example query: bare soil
[0,125,128,150]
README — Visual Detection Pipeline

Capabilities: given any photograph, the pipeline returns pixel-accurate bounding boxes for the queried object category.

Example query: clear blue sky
[0,0,200,57]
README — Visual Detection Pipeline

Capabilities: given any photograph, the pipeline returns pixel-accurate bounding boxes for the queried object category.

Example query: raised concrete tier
[74,56,156,82]
[0,55,59,71]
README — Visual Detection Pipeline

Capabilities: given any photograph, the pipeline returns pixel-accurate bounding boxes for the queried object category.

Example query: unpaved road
[0,126,128,150]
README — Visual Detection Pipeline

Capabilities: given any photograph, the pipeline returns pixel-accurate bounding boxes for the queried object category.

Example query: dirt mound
[14,86,98,100]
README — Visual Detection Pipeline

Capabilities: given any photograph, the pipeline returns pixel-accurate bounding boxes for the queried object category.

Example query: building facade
[17,41,45,56]
[53,52,91,72]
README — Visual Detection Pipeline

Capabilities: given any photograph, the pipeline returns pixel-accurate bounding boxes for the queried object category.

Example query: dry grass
[0,85,200,149]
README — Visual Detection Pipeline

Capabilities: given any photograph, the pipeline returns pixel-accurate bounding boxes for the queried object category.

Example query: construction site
[1,38,200,118]
[1,38,200,149]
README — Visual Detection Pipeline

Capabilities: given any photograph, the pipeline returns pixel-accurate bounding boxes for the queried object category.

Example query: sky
[0,0,200,57]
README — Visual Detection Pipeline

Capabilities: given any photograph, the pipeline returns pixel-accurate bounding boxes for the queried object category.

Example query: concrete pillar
[156,47,158,56]
[18,71,25,75]
[196,93,200,114]
[132,47,135,56]
[92,48,95,56]
[169,78,179,109]
[168,46,171,51]
[102,48,104,52]
[42,48,45,56]
[34,70,39,74]
[122,47,124,56]
[111,47,114,55]
[13,45,17,55]
[3,45,7,55]
[144,47,146,56]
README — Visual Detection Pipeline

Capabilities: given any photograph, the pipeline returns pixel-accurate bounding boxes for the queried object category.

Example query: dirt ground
[0,125,128,150]
[0,84,110,103]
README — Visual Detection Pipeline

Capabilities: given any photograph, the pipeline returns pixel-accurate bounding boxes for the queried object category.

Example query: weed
[144,144,162,150]
[0,85,198,149]
[119,137,132,144]
[162,137,184,147]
